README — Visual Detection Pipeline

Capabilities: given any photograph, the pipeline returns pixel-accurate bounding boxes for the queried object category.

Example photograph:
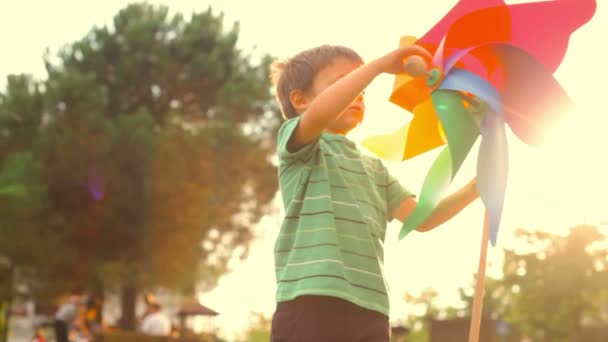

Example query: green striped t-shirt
[274,116,413,316]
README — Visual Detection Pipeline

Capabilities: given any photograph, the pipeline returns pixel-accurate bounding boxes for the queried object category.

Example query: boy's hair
[270,45,364,119]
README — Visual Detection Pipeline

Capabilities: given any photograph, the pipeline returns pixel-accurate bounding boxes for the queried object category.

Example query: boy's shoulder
[360,152,388,176]
[353,143,385,166]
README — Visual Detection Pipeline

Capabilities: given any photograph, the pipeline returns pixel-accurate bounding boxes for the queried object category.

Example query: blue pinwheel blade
[477,111,508,245]
[439,68,504,118]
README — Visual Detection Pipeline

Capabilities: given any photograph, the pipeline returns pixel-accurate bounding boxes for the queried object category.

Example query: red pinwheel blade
[438,53,570,147]
[490,44,573,145]
[415,0,505,51]
[416,0,596,73]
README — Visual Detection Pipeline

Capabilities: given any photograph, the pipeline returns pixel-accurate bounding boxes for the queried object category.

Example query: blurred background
[1,1,606,341]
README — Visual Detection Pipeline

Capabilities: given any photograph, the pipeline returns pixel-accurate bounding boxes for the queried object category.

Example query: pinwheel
[362,0,596,340]
[364,0,596,244]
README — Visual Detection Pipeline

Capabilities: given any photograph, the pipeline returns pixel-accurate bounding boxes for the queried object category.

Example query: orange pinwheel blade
[390,36,433,112]
[403,98,446,160]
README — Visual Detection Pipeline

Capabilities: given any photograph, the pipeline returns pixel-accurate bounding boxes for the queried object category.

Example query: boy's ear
[289,89,310,113]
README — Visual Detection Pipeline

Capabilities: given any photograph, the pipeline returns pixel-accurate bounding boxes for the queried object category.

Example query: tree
[0,75,44,163]
[0,2,279,330]
[401,287,463,342]
[460,225,608,341]
[0,152,50,342]
[245,311,272,342]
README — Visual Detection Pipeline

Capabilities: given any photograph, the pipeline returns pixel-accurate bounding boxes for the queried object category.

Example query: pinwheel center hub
[426,68,442,87]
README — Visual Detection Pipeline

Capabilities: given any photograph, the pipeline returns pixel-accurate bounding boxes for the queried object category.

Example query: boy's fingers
[399,45,432,61]
[403,55,428,76]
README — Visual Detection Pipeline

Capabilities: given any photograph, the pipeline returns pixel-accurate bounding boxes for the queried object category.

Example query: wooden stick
[468,210,490,342]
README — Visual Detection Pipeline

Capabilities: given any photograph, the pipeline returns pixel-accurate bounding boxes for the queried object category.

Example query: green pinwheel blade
[399,91,481,239]
[432,90,481,177]
[400,146,452,239]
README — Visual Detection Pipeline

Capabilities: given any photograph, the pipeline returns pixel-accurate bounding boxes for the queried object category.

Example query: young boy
[270,44,479,341]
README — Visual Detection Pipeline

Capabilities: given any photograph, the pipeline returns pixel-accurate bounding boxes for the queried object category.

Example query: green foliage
[398,224,608,342]
[247,329,271,342]
[0,75,44,161]
[460,225,608,341]
[401,287,459,342]
[0,302,7,342]
[0,153,35,197]
[0,1,279,312]
[245,312,272,342]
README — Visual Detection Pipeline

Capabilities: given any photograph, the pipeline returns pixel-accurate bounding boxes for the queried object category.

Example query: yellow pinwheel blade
[362,124,409,162]
[362,98,447,161]
[365,36,445,162]
[403,98,447,160]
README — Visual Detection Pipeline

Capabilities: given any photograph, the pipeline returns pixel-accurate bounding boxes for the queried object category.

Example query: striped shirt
[275,117,413,316]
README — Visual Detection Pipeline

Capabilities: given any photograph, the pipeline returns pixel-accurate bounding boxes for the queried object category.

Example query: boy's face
[307,57,365,134]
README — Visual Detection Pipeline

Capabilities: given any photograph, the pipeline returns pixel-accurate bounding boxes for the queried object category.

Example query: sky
[2,0,607,339]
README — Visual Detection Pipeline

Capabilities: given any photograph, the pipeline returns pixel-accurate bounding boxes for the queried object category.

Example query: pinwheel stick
[468,210,490,342]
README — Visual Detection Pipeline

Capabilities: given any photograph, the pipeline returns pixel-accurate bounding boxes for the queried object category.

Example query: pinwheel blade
[432,36,447,68]
[441,0,596,73]
[438,69,503,117]
[400,146,452,239]
[400,91,481,239]
[477,111,508,245]
[487,44,573,146]
[432,90,480,176]
[444,47,474,74]
[418,0,596,73]
[403,98,446,160]
[390,36,432,113]
[361,124,409,162]
[416,0,505,47]
[362,97,447,162]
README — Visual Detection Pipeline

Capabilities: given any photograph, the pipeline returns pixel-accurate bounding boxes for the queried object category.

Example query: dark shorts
[270,295,390,342]
[53,319,69,342]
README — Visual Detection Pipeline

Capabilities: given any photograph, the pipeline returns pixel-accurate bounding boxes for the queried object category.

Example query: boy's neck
[323,128,348,136]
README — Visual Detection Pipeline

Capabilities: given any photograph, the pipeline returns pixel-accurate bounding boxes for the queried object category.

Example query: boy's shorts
[270,295,390,342]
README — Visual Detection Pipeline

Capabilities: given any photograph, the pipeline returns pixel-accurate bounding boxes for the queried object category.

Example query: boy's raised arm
[289,61,379,151]
[289,46,431,151]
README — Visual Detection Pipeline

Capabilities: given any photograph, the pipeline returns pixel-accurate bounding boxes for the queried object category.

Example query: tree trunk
[119,285,137,331]
[0,300,9,342]
[90,279,104,329]
[0,262,14,342]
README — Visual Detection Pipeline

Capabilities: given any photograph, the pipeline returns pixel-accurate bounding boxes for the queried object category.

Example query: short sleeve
[385,166,415,221]
[277,116,319,163]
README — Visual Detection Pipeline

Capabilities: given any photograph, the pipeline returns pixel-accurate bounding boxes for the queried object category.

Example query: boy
[270,45,479,341]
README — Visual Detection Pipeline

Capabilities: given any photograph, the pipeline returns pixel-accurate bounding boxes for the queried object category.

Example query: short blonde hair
[270,45,363,119]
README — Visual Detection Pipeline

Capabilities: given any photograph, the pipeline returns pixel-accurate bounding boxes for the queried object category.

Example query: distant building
[428,317,518,342]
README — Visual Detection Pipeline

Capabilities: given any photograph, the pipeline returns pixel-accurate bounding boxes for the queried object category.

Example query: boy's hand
[466,177,478,196]
[373,45,432,75]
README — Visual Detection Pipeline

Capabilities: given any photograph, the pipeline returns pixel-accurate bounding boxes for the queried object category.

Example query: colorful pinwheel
[363,0,597,245]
